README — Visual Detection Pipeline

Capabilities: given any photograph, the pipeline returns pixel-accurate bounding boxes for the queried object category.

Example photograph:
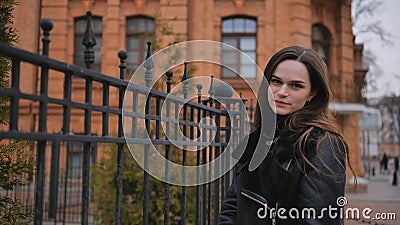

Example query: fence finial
[82,11,96,69]
[240,92,248,105]
[166,70,173,93]
[250,98,254,120]
[40,18,53,56]
[181,62,189,99]
[208,75,214,97]
[196,83,203,97]
[144,41,154,88]
[145,41,153,60]
[118,50,127,79]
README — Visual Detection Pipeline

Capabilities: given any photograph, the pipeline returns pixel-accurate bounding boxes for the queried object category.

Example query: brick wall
[12,0,364,176]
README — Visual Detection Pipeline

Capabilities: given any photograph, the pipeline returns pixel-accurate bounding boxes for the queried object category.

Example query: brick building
[375,97,400,158]
[12,0,365,176]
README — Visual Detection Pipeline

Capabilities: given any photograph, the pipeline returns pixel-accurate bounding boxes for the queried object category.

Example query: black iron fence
[0,12,253,225]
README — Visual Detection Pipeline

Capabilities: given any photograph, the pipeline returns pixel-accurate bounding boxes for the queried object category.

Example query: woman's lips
[274,100,289,106]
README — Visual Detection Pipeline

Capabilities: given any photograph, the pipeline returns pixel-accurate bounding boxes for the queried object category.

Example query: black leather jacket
[218,127,346,225]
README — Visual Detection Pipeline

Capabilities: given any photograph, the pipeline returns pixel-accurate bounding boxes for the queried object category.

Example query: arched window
[74,16,103,72]
[312,24,331,67]
[126,16,155,76]
[221,17,257,78]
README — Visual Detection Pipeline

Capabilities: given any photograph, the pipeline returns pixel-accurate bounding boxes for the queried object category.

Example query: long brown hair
[253,46,355,183]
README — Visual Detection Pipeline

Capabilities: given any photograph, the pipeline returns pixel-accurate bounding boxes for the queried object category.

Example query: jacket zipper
[272,158,292,224]
[285,158,293,171]
[241,158,293,224]
[272,201,278,225]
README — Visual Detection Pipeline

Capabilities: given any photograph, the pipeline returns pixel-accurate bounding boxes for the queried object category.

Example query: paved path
[344,173,400,225]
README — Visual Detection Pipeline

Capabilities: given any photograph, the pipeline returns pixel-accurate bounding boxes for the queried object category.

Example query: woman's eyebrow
[271,75,281,79]
[272,75,306,84]
[290,80,306,84]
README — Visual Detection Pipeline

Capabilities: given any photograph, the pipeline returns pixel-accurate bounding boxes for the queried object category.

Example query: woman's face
[269,60,314,115]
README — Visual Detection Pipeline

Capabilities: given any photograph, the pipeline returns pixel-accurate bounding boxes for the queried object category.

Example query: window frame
[125,16,155,77]
[312,24,331,68]
[221,17,257,79]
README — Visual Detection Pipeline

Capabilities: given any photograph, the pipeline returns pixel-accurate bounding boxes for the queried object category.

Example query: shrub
[91,145,197,224]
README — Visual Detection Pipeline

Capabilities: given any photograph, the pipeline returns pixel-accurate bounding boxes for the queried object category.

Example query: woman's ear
[309,90,317,101]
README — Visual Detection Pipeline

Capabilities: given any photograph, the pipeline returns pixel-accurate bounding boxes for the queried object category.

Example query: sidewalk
[344,173,400,225]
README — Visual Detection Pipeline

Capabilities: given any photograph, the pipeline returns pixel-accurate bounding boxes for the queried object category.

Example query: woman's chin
[275,109,290,116]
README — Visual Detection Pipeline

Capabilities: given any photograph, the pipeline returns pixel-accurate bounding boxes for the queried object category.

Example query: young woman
[218,46,355,225]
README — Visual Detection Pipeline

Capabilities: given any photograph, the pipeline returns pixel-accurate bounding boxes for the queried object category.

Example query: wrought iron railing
[0,12,253,225]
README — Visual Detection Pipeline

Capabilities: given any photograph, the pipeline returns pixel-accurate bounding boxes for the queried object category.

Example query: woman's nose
[277,85,289,97]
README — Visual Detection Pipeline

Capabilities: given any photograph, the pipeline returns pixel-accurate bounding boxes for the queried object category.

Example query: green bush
[0,141,34,224]
[91,145,197,224]
[0,1,35,224]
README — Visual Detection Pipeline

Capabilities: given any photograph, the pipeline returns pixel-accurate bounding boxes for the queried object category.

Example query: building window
[221,17,257,78]
[390,147,395,156]
[312,24,330,67]
[126,16,155,77]
[67,142,97,179]
[390,134,395,143]
[74,16,103,72]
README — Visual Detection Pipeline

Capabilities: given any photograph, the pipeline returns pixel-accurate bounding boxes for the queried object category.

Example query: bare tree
[352,0,393,96]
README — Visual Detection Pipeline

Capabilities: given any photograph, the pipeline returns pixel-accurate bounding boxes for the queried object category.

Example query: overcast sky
[353,0,400,98]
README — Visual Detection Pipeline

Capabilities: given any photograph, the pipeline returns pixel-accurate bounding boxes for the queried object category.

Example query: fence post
[181,62,188,225]
[196,83,203,225]
[143,41,153,225]
[48,141,60,219]
[164,70,173,225]
[81,10,96,225]
[224,99,232,195]
[9,59,20,131]
[213,90,222,224]
[239,93,245,142]
[207,76,214,225]
[249,98,254,121]
[116,50,127,225]
[34,18,53,225]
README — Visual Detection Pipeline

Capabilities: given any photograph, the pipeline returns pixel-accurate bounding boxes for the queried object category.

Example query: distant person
[392,156,399,186]
[382,152,388,175]
[372,155,376,176]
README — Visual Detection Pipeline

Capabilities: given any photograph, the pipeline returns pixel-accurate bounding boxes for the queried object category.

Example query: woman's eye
[271,79,281,84]
[291,83,303,88]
